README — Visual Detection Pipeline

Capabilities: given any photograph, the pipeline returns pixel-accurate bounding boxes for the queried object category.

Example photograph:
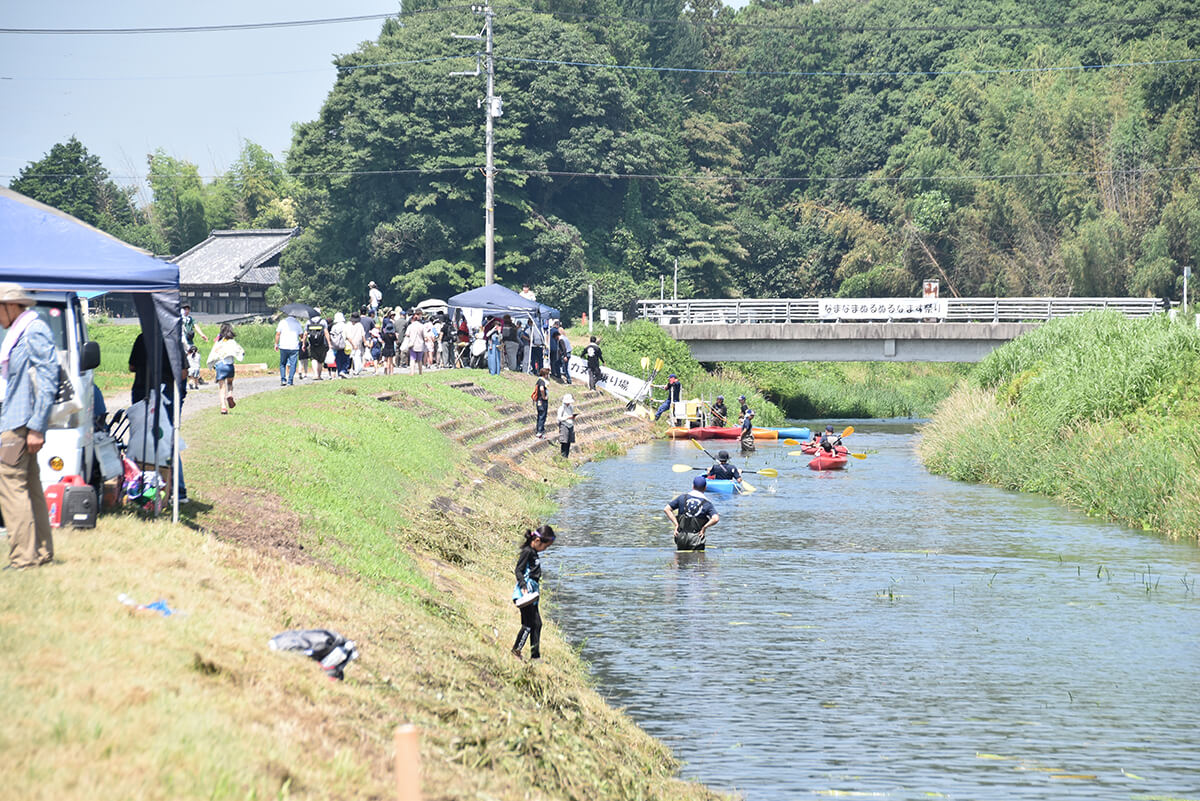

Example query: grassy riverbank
[577,321,966,421]
[0,372,725,800]
[919,312,1200,541]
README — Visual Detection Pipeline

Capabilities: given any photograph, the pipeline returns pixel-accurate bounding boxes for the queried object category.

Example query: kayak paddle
[672,463,778,477]
[788,449,867,460]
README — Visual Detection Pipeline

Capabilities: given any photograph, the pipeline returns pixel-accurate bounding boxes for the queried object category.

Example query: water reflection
[551,422,1200,801]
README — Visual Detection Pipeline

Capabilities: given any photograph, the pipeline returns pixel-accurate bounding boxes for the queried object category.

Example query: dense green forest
[11,0,1200,318]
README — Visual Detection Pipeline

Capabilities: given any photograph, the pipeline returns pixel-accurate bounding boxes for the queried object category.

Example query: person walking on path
[582,335,604,391]
[275,314,303,386]
[557,393,577,457]
[532,367,550,438]
[379,318,397,376]
[367,281,382,316]
[329,313,351,378]
[180,303,208,349]
[0,283,57,569]
[511,524,556,661]
[305,315,331,380]
[402,311,427,376]
[663,475,719,551]
[346,312,366,375]
[207,323,245,415]
[548,321,561,380]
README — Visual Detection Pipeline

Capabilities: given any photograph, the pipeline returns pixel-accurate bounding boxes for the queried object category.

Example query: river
[549,422,1200,801]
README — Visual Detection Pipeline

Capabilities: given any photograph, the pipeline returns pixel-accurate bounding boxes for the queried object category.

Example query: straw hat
[562,393,575,405]
[0,283,35,307]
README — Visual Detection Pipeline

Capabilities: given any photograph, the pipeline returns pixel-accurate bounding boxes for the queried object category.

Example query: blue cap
[692,475,707,490]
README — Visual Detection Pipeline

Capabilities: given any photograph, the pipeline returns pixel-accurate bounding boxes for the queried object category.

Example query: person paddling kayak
[663,475,719,551]
[818,424,842,454]
[706,449,743,486]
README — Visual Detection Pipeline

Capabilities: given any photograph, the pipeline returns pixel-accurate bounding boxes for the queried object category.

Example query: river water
[549,422,1200,801]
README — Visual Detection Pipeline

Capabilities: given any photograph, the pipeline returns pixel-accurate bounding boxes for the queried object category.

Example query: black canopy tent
[0,187,184,520]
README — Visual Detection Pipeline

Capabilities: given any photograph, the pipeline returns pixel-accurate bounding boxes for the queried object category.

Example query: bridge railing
[638,297,1166,325]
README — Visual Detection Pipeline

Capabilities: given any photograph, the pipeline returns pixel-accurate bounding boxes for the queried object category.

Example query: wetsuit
[666,490,717,551]
[512,543,544,658]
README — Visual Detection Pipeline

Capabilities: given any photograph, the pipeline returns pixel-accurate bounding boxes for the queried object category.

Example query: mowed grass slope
[0,372,724,801]
[919,312,1200,540]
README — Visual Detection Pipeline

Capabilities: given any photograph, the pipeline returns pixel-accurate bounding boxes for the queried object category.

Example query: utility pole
[451,4,499,285]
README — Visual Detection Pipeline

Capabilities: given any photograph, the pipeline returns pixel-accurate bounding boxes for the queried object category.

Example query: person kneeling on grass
[511,524,556,661]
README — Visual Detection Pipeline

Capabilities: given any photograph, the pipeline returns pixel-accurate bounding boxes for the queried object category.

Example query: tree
[9,137,165,251]
[147,151,209,255]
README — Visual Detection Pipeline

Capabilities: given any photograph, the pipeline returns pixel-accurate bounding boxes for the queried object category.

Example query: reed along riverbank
[0,371,727,801]
[919,311,1200,542]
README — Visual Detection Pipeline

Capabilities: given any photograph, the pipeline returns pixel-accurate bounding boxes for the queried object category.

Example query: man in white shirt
[367,281,382,315]
[275,314,305,386]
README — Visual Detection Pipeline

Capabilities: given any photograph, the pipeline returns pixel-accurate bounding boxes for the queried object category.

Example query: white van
[0,290,103,493]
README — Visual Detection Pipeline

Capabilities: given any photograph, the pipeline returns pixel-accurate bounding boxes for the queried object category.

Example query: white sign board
[819,298,947,320]
[566,356,643,401]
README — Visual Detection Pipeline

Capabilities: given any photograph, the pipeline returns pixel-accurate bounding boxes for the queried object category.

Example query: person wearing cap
[366,281,382,316]
[654,374,682,421]
[0,283,57,569]
[737,394,749,423]
[739,406,756,452]
[706,449,743,484]
[663,475,719,551]
[710,395,728,426]
[557,393,577,457]
[818,424,843,454]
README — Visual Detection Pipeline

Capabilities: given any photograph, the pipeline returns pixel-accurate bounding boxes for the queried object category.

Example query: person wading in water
[663,476,719,551]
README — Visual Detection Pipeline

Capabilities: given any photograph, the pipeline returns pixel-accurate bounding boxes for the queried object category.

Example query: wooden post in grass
[395,724,421,801]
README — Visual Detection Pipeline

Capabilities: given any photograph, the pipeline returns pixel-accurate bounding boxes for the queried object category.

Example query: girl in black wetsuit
[511,524,556,660]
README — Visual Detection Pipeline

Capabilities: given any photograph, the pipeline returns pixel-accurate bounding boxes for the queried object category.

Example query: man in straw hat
[0,283,57,569]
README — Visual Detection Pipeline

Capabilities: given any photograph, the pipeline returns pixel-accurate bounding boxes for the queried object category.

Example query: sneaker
[281,381,287,386]
[178,496,190,505]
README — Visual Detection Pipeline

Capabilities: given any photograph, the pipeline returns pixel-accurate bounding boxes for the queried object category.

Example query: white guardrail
[638,297,1167,325]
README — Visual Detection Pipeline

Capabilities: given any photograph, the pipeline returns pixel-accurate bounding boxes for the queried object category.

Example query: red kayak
[799,443,847,456]
[808,451,849,470]
[665,426,742,440]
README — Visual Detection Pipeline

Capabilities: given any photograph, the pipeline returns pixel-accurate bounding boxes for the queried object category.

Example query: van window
[0,301,68,351]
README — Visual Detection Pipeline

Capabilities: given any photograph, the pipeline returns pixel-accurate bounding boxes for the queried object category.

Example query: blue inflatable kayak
[773,426,811,440]
[705,478,747,494]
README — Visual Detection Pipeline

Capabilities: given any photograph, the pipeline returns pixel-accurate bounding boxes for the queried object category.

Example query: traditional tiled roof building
[173,228,299,317]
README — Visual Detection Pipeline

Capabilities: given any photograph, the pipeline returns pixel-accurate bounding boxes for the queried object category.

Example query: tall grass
[921,314,1200,541]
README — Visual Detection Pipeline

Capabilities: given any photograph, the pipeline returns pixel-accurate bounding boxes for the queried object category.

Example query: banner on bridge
[818,298,947,320]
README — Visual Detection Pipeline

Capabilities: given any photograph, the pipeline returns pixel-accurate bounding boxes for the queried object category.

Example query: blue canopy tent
[447,283,559,324]
[0,187,184,520]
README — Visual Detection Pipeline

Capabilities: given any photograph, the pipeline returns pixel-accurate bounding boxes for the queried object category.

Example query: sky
[1,1,752,198]
[0,1,407,196]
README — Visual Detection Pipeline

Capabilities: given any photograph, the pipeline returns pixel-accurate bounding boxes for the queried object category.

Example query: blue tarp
[447,283,559,323]
[0,187,183,392]
[0,188,179,292]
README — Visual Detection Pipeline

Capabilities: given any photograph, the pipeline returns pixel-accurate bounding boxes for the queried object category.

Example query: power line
[0,6,472,35]
[495,4,1198,35]
[497,54,1200,79]
[6,165,1194,184]
[2,55,467,83]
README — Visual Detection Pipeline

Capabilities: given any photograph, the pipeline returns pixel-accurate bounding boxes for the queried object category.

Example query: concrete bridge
[637,297,1166,362]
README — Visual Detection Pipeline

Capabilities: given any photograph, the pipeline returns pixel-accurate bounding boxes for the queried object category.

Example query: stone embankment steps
[378,378,655,515]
